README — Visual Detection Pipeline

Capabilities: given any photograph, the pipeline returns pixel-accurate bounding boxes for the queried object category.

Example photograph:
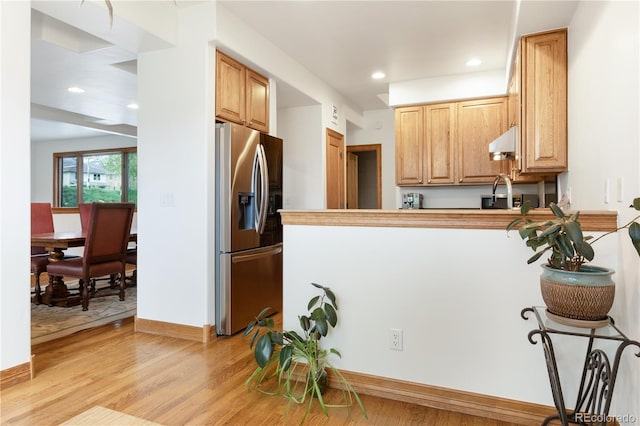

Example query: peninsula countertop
[280,208,618,232]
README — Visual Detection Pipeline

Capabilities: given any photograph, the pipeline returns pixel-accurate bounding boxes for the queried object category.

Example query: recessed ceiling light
[371,71,386,80]
[127,103,139,110]
[67,86,85,93]
[466,58,482,67]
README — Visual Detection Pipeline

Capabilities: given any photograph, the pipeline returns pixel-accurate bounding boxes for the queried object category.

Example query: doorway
[346,144,382,209]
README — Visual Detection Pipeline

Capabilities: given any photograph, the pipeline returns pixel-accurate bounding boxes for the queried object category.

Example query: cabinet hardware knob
[427,179,431,183]
[459,178,463,183]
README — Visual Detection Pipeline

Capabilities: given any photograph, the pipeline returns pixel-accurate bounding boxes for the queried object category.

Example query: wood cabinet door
[521,29,567,173]
[245,69,269,133]
[216,51,245,125]
[326,129,345,209]
[424,103,456,185]
[395,106,424,185]
[457,98,508,184]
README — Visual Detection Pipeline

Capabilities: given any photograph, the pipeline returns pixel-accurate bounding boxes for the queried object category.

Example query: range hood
[488,126,518,161]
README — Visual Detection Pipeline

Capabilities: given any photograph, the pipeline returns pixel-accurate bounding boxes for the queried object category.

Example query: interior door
[346,152,358,209]
[326,129,345,209]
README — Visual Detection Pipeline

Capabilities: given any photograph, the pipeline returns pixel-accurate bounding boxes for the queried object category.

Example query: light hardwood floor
[1,317,528,425]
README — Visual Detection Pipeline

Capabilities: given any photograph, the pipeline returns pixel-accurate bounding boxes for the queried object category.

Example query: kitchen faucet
[492,173,513,209]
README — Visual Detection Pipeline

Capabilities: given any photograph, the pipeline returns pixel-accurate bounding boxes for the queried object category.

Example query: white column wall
[0,0,31,371]
[136,2,216,327]
[564,0,640,420]
[277,106,323,210]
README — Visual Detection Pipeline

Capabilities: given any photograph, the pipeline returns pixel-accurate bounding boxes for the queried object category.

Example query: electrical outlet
[390,328,403,351]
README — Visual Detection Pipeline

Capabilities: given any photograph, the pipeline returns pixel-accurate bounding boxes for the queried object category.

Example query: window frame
[53,147,137,208]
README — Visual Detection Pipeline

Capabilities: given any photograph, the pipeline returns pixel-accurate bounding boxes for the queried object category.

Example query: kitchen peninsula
[279,208,623,422]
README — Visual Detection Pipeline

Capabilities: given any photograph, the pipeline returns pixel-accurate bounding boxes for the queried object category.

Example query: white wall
[0,0,32,371]
[31,134,136,202]
[563,0,640,419]
[283,224,619,407]
[389,70,506,107]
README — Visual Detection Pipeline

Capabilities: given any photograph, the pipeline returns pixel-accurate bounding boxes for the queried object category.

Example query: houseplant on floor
[244,282,367,423]
[507,199,640,324]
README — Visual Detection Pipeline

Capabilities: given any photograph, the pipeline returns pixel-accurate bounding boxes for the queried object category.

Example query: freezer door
[217,122,261,253]
[216,243,283,336]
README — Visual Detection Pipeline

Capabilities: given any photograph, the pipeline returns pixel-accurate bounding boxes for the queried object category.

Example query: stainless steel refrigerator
[215,122,283,336]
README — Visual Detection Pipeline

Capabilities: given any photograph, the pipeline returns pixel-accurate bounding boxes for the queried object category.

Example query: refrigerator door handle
[231,243,283,263]
[258,144,269,234]
[251,145,262,233]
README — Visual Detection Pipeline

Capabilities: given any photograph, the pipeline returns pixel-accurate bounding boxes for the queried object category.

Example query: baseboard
[134,316,216,343]
[332,369,557,425]
[0,357,32,389]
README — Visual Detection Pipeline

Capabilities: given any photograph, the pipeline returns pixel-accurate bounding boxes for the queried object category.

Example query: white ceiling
[30,0,580,142]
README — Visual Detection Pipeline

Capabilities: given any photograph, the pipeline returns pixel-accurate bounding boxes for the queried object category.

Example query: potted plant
[507,199,640,323]
[244,283,367,423]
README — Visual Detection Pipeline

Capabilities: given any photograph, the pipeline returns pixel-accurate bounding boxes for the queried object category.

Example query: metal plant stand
[521,306,640,426]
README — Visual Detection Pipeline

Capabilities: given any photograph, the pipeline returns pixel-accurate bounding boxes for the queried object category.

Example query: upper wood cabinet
[395,106,424,185]
[215,50,269,133]
[518,29,568,174]
[457,98,508,184]
[424,103,456,185]
[395,97,508,186]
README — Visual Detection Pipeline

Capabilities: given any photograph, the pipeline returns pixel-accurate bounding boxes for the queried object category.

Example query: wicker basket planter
[540,264,615,321]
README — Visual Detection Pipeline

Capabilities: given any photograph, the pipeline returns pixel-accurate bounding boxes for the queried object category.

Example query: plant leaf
[311,307,326,321]
[574,240,594,261]
[324,287,337,309]
[506,217,522,232]
[556,234,575,259]
[521,200,533,215]
[249,329,259,348]
[564,220,584,244]
[549,203,565,218]
[299,315,311,331]
[307,295,320,311]
[243,321,255,337]
[315,317,328,336]
[632,198,640,211]
[330,348,342,358]
[538,223,561,239]
[255,334,273,368]
[629,222,640,256]
[527,250,546,264]
[324,303,337,327]
[257,306,271,319]
[271,331,283,345]
[311,282,325,290]
[279,345,293,371]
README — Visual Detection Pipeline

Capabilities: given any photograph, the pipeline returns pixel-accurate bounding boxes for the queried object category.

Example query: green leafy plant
[507,198,640,271]
[244,283,366,423]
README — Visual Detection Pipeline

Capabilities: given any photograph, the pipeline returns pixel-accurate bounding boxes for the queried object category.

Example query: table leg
[40,248,81,307]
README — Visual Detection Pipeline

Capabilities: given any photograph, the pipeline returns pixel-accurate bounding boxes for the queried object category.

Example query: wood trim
[346,144,382,209]
[0,359,32,389]
[280,209,618,232]
[134,316,216,343]
[330,369,557,425]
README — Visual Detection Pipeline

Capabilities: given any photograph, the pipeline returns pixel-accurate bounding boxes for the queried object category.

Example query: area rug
[32,285,136,345]
[59,406,161,425]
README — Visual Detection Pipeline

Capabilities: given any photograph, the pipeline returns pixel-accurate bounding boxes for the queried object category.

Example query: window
[54,148,137,207]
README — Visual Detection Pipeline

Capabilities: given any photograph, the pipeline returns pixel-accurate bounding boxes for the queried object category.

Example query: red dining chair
[31,203,55,304]
[46,203,135,311]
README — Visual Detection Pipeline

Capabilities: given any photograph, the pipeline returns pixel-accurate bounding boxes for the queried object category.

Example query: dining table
[31,229,137,307]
